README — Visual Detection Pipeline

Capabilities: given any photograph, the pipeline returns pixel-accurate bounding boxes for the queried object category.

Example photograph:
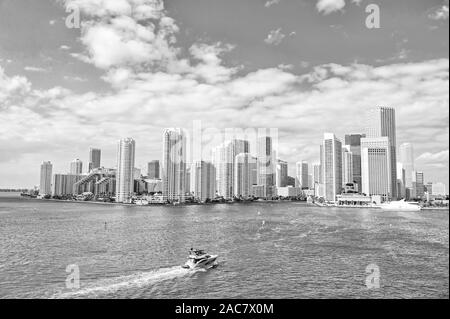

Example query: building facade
[70,159,83,175]
[147,160,160,179]
[322,133,342,202]
[162,129,186,203]
[88,148,101,172]
[39,161,53,195]
[234,153,257,198]
[116,138,136,203]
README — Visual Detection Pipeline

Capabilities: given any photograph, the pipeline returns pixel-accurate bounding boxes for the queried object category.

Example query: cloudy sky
[0,0,448,189]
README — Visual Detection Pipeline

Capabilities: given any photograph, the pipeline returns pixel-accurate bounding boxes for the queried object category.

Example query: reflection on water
[0,194,448,299]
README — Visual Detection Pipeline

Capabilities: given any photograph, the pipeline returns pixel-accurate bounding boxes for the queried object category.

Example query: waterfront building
[276,186,301,198]
[397,162,406,199]
[257,134,276,198]
[213,139,249,199]
[295,161,309,189]
[344,134,365,188]
[399,143,414,188]
[367,107,398,199]
[73,167,116,197]
[251,185,266,198]
[52,174,83,196]
[276,159,288,187]
[193,161,216,201]
[144,178,163,194]
[70,159,83,175]
[88,148,101,172]
[162,129,186,203]
[321,133,342,202]
[361,137,392,201]
[412,171,425,199]
[336,193,372,206]
[39,161,53,195]
[342,146,353,186]
[147,160,160,179]
[234,153,257,198]
[116,138,136,203]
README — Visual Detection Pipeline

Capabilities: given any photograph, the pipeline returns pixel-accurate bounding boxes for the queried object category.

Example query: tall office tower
[147,160,160,179]
[397,163,406,199]
[295,161,309,189]
[234,153,257,197]
[116,138,136,203]
[412,171,424,199]
[276,159,288,187]
[312,164,321,185]
[367,107,398,199]
[162,129,186,203]
[257,135,276,198]
[399,143,414,188]
[70,159,83,175]
[88,148,101,172]
[213,139,249,199]
[39,161,53,195]
[192,161,216,201]
[342,147,353,185]
[361,137,392,201]
[322,133,342,202]
[185,166,191,195]
[344,134,365,187]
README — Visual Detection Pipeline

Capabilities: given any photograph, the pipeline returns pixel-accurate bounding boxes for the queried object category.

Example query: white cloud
[24,66,47,72]
[59,45,71,50]
[429,1,449,20]
[264,28,286,45]
[265,0,281,8]
[316,0,346,15]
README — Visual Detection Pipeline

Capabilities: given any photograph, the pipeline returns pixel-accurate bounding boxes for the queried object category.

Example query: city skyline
[0,0,448,190]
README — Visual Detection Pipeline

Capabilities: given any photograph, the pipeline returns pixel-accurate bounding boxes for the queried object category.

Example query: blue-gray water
[0,193,448,299]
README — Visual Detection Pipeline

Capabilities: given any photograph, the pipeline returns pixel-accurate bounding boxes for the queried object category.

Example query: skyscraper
[234,153,257,197]
[257,135,276,198]
[162,129,186,203]
[312,163,321,185]
[88,148,101,172]
[213,139,249,199]
[147,160,160,179]
[192,161,216,202]
[322,133,342,202]
[397,162,406,199]
[367,107,398,199]
[342,147,353,186]
[295,161,309,189]
[276,159,288,187]
[39,161,52,195]
[344,133,365,187]
[412,171,424,199]
[361,137,392,201]
[70,159,83,175]
[399,143,414,188]
[116,138,136,203]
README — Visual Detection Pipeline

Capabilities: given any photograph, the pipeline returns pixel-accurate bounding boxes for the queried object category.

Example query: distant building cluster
[37,107,447,204]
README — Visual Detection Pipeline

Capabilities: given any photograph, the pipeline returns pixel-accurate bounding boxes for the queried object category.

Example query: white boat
[135,199,149,206]
[182,249,218,270]
[378,199,421,211]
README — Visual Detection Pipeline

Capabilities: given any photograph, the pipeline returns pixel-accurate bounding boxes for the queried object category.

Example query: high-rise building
[367,107,398,199]
[213,139,249,199]
[361,137,391,201]
[322,133,342,202]
[412,171,424,199]
[70,159,83,175]
[234,153,257,197]
[257,135,276,198]
[52,174,83,196]
[147,160,160,179]
[162,129,186,203]
[399,143,414,188]
[342,146,353,186]
[397,162,406,199]
[312,163,321,185]
[276,159,288,187]
[39,161,53,195]
[116,138,136,203]
[295,161,309,189]
[88,148,101,172]
[344,134,365,187]
[192,161,216,201]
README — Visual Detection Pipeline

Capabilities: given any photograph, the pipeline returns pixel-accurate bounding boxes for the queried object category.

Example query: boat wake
[53,265,202,299]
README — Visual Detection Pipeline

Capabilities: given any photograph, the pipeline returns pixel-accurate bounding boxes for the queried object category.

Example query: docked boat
[378,199,421,211]
[182,249,218,270]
